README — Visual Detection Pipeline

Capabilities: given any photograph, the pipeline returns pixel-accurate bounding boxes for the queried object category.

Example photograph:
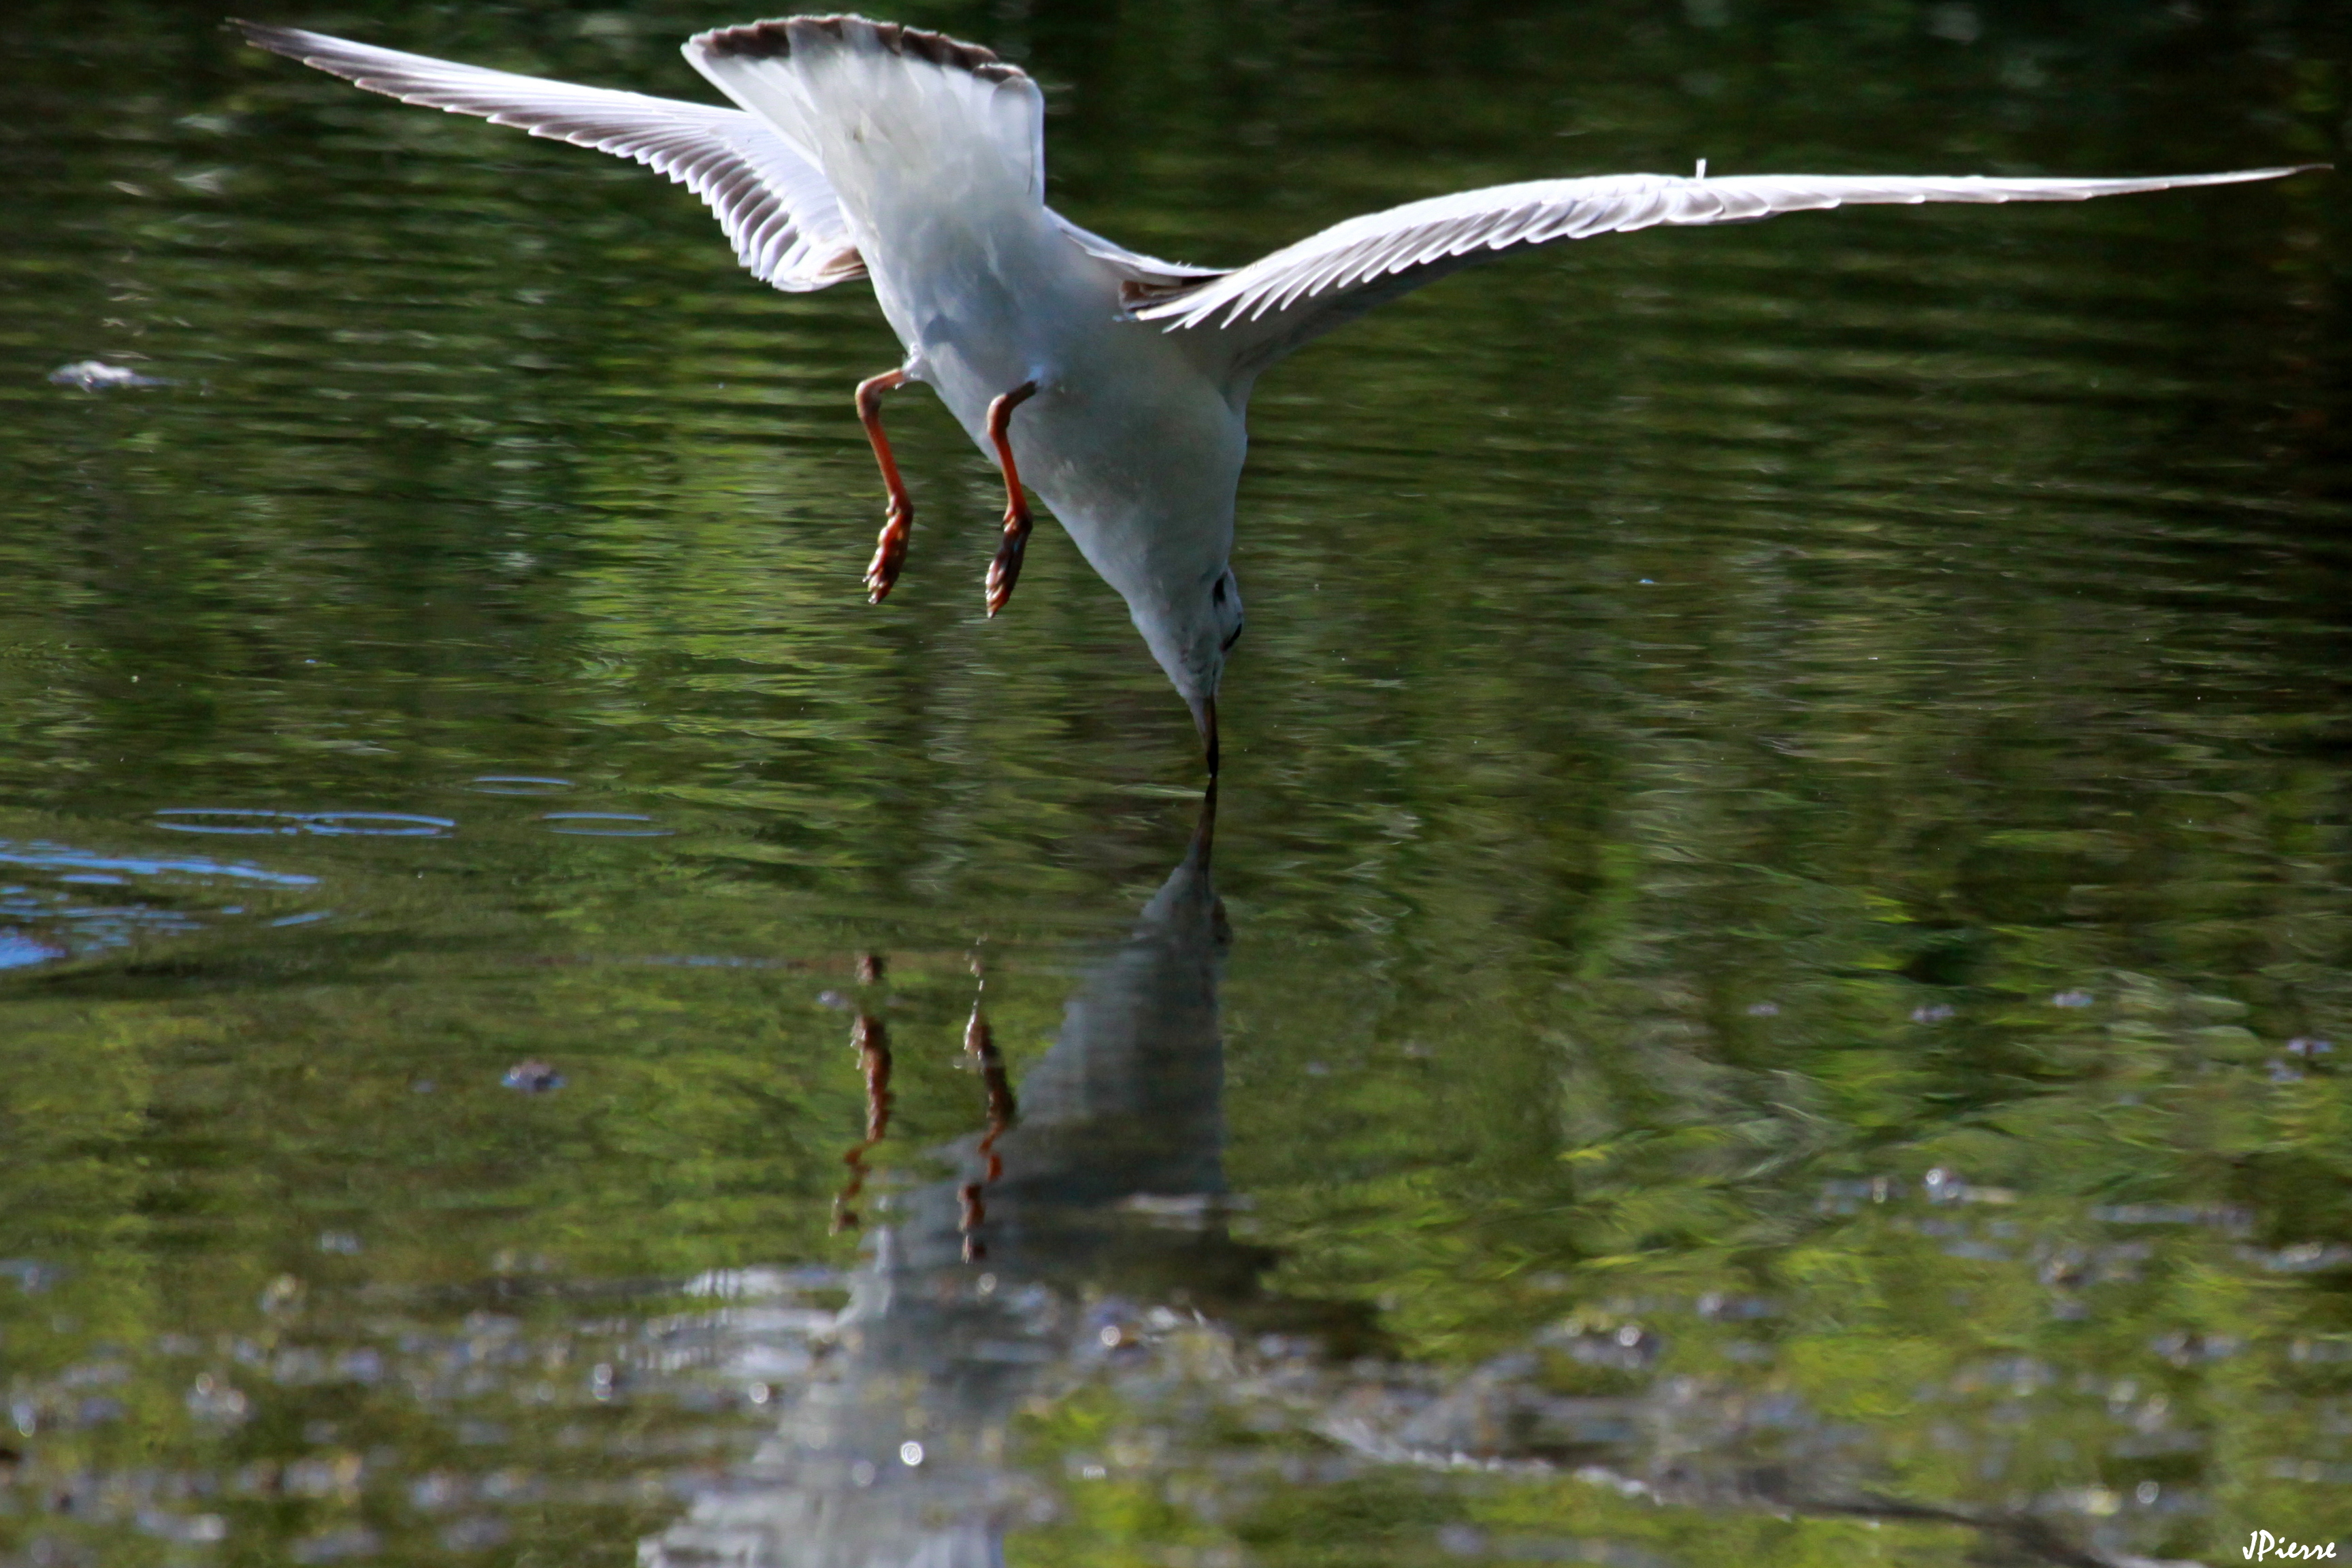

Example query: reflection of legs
[957,997,1017,1262]
[982,380,1040,617]
[855,370,913,603]
[829,1013,892,1234]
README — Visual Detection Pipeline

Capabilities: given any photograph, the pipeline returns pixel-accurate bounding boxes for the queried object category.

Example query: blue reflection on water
[0,931,65,970]
[0,838,323,970]
[152,808,454,838]
[0,841,318,887]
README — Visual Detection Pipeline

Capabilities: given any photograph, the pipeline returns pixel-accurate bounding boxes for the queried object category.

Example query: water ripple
[0,841,318,887]
[154,808,454,838]
[541,813,669,838]
[466,775,575,796]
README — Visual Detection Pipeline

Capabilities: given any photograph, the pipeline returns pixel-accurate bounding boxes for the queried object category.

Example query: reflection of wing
[234,22,865,291]
[1134,165,2318,359]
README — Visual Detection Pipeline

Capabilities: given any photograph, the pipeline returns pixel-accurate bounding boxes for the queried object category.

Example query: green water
[3,1,2351,1563]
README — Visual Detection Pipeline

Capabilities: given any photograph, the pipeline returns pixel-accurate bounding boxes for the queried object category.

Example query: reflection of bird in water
[634,787,2132,1568]
[239,16,2317,773]
[644,787,1320,1568]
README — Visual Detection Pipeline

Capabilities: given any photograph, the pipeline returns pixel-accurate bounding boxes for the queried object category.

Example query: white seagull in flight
[234,14,2317,773]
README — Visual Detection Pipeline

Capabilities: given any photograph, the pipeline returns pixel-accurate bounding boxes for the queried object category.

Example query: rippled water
[3,2,2351,1563]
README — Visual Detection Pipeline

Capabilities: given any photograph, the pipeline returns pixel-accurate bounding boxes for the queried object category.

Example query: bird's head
[1129,564,1243,772]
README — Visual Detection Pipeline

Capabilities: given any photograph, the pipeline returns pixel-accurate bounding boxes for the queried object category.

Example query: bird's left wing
[233,22,865,291]
[1132,166,2319,364]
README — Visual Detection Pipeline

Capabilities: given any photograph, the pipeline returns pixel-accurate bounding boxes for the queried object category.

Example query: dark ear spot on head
[1221,621,1244,653]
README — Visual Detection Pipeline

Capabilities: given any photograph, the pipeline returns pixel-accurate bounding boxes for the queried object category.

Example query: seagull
[233,14,2318,774]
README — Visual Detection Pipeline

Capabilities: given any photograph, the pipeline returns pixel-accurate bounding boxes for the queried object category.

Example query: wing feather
[233,21,864,292]
[1137,166,2321,340]
[1045,211,1227,297]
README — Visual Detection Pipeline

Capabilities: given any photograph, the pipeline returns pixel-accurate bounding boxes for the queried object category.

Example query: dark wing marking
[693,14,1026,83]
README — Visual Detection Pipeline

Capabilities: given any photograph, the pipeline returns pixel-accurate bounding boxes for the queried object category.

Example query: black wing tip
[692,14,1024,82]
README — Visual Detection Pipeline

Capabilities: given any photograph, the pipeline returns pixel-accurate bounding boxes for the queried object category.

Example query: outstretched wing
[1133,166,2320,361]
[233,21,864,291]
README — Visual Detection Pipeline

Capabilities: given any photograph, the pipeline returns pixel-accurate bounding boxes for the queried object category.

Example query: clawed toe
[865,496,913,602]
[984,508,1028,617]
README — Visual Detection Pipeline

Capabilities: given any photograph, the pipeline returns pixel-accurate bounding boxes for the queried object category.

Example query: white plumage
[1130,167,2308,333]
[233,14,2320,774]
[238,26,863,289]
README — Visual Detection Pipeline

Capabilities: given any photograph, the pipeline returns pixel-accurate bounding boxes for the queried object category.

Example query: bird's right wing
[233,22,865,291]
[1134,165,2320,369]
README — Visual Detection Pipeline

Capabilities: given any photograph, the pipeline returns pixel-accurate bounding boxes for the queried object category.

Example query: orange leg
[956,1001,1018,1262]
[855,369,913,603]
[829,1013,893,1234]
[982,380,1040,617]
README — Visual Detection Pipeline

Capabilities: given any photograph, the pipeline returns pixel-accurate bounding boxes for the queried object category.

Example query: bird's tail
[683,16,1044,243]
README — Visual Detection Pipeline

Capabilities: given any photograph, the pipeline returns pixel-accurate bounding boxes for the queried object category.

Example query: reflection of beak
[1187,694,1220,776]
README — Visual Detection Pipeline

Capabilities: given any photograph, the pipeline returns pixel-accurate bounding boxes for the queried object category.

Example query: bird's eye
[1212,576,1228,607]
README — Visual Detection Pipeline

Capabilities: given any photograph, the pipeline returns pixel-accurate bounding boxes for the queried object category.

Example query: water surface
[3,1,2351,1563]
